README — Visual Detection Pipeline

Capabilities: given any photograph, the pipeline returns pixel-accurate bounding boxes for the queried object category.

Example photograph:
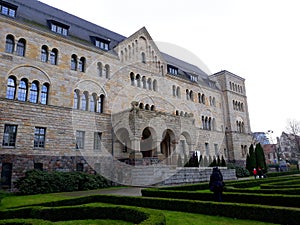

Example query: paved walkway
[61,187,143,197]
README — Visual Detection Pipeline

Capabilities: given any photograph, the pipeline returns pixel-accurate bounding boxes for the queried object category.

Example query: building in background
[0,0,252,189]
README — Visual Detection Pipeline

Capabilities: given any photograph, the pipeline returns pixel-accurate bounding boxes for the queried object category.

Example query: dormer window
[167,65,178,75]
[94,40,109,51]
[48,20,69,36]
[190,75,198,82]
[0,1,17,18]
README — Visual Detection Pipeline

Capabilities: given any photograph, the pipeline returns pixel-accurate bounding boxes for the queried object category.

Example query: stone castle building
[0,0,252,188]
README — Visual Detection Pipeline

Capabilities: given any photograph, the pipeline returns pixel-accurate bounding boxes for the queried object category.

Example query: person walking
[209,167,225,202]
[253,168,257,179]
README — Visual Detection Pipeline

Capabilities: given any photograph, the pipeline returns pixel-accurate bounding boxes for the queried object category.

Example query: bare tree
[285,119,300,160]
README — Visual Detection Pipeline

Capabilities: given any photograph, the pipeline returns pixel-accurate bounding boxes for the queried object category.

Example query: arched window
[97,62,103,77]
[212,118,216,131]
[145,104,150,110]
[153,79,158,91]
[18,79,28,101]
[150,105,155,111]
[81,92,88,111]
[5,35,14,53]
[78,57,85,72]
[176,86,181,98]
[41,83,49,105]
[212,97,216,106]
[124,48,128,61]
[71,54,77,70]
[90,94,97,112]
[130,72,135,86]
[172,85,176,96]
[128,45,131,59]
[50,48,58,65]
[136,74,141,87]
[189,90,193,101]
[6,76,16,99]
[208,117,212,130]
[73,90,80,109]
[142,76,147,89]
[98,94,105,113]
[139,102,144,109]
[120,50,124,62]
[186,89,189,100]
[16,38,26,56]
[201,94,205,104]
[41,45,48,62]
[141,52,146,63]
[201,116,205,129]
[29,81,39,103]
[147,78,152,90]
[105,64,110,78]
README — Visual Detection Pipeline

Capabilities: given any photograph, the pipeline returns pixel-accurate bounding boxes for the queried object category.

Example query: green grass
[163,211,279,225]
[53,219,133,224]
[0,191,279,225]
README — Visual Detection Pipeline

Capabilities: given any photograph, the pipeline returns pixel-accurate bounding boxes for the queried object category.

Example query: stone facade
[0,0,252,189]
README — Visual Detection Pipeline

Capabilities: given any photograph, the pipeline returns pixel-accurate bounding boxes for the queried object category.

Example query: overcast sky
[39,0,300,139]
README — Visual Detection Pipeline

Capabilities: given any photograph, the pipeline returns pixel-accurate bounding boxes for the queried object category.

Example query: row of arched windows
[172,85,181,98]
[138,102,155,111]
[73,90,105,113]
[40,45,58,65]
[229,81,243,93]
[236,121,245,133]
[241,145,247,157]
[186,89,194,101]
[198,93,206,104]
[175,110,190,117]
[209,96,216,107]
[233,100,244,111]
[5,34,26,56]
[71,54,86,72]
[130,72,158,91]
[97,62,110,78]
[120,38,163,74]
[201,116,216,131]
[5,36,108,75]
[6,76,49,104]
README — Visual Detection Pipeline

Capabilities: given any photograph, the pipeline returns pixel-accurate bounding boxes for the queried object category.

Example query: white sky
[39,0,300,138]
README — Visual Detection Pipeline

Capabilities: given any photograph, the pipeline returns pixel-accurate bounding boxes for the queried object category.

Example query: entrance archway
[140,127,155,157]
[161,129,176,162]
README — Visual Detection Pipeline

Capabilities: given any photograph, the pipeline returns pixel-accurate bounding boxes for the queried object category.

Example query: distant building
[278,132,300,163]
[252,132,270,145]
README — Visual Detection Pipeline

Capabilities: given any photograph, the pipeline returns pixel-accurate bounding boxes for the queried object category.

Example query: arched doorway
[161,129,176,162]
[140,127,155,157]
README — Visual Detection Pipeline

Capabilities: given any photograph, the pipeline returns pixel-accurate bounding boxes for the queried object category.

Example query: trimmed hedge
[0,219,51,224]
[16,194,300,225]
[141,188,300,208]
[0,204,166,225]
[14,170,112,195]
[225,186,300,195]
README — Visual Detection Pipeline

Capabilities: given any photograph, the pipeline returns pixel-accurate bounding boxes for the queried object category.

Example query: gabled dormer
[114,27,166,75]
[90,36,110,51]
[47,20,69,36]
[0,1,18,18]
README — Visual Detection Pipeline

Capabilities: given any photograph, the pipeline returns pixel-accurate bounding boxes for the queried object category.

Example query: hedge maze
[0,174,299,224]
[142,174,300,224]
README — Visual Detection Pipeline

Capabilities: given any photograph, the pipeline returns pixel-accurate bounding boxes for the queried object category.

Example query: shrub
[14,170,112,195]
[235,166,250,178]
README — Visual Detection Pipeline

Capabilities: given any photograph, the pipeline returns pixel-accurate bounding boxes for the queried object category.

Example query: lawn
[0,191,279,225]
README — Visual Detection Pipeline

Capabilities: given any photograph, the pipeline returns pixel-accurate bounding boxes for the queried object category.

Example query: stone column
[129,136,143,159]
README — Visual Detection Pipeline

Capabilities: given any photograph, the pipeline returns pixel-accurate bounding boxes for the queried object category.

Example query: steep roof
[8,0,126,48]
[4,0,209,81]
